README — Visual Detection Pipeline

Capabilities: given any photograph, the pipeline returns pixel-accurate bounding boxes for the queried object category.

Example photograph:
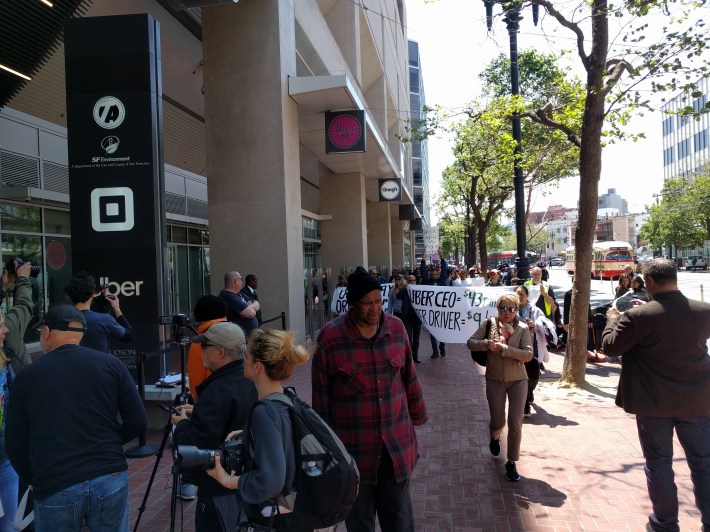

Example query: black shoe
[524,403,531,418]
[505,461,520,481]
[489,439,500,456]
[538,363,545,371]
[414,357,422,363]
[439,343,446,356]
[431,352,439,359]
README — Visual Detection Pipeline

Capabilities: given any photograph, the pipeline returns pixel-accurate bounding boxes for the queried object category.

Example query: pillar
[320,172,368,274]
[391,220,404,267]
[202,0,305,337]
[367,202,392,271]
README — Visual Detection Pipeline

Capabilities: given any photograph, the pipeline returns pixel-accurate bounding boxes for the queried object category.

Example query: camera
[160,313,195,344]
[159,313,193,327]
[91,284,116,314]
[176,437,247,475]
[5,258,40,278]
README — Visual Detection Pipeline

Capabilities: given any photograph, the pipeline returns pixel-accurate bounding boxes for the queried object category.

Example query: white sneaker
[178,481,197,500]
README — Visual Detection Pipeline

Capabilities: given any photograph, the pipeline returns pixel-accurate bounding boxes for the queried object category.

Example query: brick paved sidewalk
[127,332,700,531]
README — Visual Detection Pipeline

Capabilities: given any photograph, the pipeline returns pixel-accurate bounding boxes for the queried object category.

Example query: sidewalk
[127,333,699,531]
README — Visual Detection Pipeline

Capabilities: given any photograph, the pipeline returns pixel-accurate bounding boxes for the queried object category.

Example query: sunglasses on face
[498,306,516,313]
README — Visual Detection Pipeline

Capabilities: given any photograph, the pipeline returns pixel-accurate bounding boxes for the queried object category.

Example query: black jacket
[173,359,257,498]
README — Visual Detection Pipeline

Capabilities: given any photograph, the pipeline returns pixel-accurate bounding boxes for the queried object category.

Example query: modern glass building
[661,76,710,179]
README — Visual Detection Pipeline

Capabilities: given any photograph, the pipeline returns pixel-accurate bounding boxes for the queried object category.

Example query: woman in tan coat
[467,293,533,481]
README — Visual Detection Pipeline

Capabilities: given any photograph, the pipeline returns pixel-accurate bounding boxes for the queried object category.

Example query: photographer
[64,272,133,353]
[171,321,257,531]
[2,259,34,374]
[206,329,310,531]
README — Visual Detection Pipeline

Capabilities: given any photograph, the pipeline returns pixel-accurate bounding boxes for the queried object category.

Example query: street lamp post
[483,0,538,280]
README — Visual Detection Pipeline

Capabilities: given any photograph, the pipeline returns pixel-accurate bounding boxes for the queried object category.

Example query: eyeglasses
[498,306,517,313]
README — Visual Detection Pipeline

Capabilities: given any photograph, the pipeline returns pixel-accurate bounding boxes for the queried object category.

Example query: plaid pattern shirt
[311,311,428,485]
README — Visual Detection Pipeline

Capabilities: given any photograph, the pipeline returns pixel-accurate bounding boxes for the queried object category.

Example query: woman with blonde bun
[207,329,311,531]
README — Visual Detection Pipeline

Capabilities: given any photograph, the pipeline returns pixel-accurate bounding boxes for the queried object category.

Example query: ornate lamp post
[483,0,538,280]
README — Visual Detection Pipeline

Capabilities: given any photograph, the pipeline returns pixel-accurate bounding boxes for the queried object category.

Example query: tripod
[132,323,195,532]
[132,406,181,532]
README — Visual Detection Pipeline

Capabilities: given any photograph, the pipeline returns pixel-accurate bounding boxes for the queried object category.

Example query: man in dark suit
[240,274,262,325]
[602,258,710,532]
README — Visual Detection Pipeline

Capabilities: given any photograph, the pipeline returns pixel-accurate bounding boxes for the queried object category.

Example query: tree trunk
[560,0,609,386]
[478,223,488,273]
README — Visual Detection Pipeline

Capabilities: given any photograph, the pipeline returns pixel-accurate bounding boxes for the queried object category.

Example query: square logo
[90,187,134,232]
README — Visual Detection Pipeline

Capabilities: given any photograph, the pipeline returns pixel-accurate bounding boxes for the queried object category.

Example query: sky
[403,0,667,222]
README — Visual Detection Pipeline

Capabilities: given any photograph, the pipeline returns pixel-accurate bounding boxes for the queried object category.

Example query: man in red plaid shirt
[312,266,428,531]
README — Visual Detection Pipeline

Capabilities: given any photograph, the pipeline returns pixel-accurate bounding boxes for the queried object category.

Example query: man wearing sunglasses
[171,321,257,531]
[6,305,147,531]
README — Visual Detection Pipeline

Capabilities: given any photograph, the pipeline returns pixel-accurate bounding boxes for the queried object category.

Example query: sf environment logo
[93,96,125,129]
[101,136,120,155]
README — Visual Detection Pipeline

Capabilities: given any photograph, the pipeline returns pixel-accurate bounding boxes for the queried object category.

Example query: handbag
[470,318,492,366]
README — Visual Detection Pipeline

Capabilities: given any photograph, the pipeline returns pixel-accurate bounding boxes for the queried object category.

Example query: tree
[435,101,517,272]
[505,0,710,386]
[432,51,582,269]
[422,0,709,385]
[641,170,710,252]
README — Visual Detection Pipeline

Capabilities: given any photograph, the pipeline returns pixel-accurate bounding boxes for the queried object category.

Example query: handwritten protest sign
[330,284,392,315]
[423,226,439,254]
[407,285,513,343]
[330,283,514,344]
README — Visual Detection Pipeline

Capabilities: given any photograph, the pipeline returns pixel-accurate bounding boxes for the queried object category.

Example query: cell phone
[158,403,181,415]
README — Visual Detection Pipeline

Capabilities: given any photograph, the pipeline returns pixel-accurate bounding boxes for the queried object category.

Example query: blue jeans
[0,459,19,532]
[636,415,710,532]
[34,471,129,532]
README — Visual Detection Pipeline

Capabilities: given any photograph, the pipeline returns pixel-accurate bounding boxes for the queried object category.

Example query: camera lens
[176,446,216,474]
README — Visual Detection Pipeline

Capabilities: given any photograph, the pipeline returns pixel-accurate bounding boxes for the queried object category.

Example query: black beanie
[346,266,382,304]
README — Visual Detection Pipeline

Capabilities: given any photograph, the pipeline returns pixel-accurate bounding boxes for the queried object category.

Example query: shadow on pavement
[513,477,567,509]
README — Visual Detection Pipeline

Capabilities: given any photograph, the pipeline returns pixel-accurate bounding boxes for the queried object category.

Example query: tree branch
[602,58,633,97]
[533,0,589,70]
[523,104,582,148]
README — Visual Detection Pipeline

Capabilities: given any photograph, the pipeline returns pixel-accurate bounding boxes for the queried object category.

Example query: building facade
[661,75,710,179]
[408,40,430,260]
[0,0,420,364]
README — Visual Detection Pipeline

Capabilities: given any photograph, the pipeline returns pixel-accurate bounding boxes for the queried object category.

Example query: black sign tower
[64,14,167,382]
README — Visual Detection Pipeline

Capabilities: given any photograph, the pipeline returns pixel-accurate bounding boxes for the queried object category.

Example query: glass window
[188,228,201,245]
[44,209,70,235]
[0,204,41,233]
[171,226,188,244]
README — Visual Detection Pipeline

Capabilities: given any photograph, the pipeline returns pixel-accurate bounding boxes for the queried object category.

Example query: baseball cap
[192,321,247,352]
[42,304,87,332]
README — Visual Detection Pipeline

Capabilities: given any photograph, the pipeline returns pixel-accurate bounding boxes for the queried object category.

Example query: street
[545,264,709,307]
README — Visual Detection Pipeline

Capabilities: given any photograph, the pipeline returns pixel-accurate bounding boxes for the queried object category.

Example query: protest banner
[330,283,518,344]
[330,283,392,315]
[407,285,514,343]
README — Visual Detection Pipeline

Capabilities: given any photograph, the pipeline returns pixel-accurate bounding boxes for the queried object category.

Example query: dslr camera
[5,258,40,278]
[159,313,194,344]
[176,436,247,475]
[91,283,116,314]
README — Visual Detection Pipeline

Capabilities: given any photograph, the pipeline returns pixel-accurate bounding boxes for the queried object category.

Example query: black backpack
[257,387,360,529]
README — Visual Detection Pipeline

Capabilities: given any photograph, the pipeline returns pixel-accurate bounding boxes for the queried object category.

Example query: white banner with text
[331,284,515,344]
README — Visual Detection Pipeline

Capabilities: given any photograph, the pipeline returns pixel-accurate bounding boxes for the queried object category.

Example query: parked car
[549,258,564,267]
[684,256,708,270]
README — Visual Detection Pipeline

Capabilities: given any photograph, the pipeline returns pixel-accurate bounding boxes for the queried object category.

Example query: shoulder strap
[484,317,492,338]
[260,392,300,498]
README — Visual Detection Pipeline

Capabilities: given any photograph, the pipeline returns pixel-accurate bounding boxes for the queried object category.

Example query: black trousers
[345,450,414,532]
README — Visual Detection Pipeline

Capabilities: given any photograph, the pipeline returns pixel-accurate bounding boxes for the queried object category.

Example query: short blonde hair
[496,292,520,309]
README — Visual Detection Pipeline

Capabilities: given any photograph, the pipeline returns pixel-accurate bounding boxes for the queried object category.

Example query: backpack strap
[485,317,492,339]
[259,393,298,499]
